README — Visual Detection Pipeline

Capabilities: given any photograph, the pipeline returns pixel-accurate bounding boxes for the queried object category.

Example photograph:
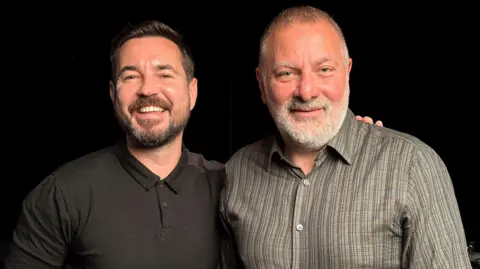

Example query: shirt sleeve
[217,210,245,269]
[402,146,472,268]
[217,170,244,269]
[4,174,74,269]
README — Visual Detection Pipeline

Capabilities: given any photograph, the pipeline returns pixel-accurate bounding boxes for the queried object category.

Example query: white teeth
[139,106,165,113]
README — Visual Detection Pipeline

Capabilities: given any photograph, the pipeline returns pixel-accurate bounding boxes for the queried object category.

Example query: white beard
[266,85,350,151]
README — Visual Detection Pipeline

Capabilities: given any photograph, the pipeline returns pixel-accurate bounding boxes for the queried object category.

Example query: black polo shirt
[5,142,226,269]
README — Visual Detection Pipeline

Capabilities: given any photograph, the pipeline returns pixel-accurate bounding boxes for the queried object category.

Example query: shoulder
[20,145,117,213]
[357,121,440,162]
[354,122,450,190]
[185,150,226,190]
[52,145,119,186]
[186,150,224,172]
[20,145,121,205]
[226,135,274,172]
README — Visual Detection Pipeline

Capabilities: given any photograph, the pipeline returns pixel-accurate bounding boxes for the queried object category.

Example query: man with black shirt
[4,20,228,269]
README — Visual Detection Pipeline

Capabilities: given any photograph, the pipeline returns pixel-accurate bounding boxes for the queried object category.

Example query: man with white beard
[221,5,472,269]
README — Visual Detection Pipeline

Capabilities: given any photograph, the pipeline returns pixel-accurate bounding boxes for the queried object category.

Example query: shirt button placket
[292,177,309,269]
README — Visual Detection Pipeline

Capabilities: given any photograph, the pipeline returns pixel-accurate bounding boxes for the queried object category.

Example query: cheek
[267,82,294,106]
[323,79,348,103]
[115,87,136,110]
[326,88,345,103]
[168,89,186,102]
[168,86,191,107]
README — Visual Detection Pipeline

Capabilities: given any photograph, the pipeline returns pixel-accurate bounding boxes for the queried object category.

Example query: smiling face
[110,36,197,149]
[257,20,352,151]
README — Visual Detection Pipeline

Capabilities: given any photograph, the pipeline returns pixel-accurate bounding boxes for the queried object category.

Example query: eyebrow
[117,64,179,78]
[154,64,178,74]
[274,57,336,69]
[118,65,137,77]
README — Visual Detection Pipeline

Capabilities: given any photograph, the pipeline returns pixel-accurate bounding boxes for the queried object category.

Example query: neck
[126,134,184,179]
[280,133,323,175]
[284,145,319,175]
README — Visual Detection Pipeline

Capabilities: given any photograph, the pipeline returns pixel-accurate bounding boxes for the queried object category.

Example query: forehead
[117,36,183,70]
[267,21,344,64]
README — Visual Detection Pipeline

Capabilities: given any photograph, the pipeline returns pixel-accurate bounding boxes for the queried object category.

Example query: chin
[135,121,168,131]
[290,120,326,131]
[140,128,169,138]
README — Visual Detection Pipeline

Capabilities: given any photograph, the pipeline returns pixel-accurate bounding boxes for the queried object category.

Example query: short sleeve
[4,174,74,269]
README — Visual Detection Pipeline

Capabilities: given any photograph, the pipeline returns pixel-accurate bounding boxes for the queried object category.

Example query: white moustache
[289,99,331,110]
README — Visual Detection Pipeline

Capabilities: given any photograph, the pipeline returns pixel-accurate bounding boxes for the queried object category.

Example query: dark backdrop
[2,2,478,246]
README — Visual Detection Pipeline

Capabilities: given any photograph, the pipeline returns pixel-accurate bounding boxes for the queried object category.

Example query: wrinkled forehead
[117,37,184,73]
[266,21,344,64]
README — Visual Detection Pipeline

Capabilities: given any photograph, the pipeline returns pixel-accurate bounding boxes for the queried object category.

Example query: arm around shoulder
[402,145,472,268]
[4,174,74,269]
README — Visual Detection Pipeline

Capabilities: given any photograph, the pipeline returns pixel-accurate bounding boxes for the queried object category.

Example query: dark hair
[110,20,195,81]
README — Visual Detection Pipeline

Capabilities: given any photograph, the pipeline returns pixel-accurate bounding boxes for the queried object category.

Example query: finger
[355,115,363,121]
[375,120,383,127]
[363,116,373,124]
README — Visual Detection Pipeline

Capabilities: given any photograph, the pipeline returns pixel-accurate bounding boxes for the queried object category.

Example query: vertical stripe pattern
[221,109,471,269]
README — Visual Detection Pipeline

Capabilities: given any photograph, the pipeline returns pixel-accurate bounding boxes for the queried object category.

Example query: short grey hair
[258,6,349,68]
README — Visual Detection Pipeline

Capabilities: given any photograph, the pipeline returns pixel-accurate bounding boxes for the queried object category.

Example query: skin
[356,115,382,126]
[109,36,198,178]
[256,20,381,174]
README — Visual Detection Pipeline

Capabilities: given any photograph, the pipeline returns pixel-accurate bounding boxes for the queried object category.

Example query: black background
[2,2,478,246]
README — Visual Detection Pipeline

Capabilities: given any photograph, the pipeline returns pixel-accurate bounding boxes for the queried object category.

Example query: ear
[255,67,267,104]
[188,78,198,111]
[347,58,353,81]
[109,81,116,104]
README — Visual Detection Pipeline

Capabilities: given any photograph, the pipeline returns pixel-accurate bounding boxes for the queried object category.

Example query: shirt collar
[267,109,360,169]
[114,141,189,193]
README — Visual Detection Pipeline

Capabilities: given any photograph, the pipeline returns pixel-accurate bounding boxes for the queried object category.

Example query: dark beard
[115,107,190,149]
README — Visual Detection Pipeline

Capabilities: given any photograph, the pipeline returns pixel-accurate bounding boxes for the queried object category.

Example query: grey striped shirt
[221,109,471,269]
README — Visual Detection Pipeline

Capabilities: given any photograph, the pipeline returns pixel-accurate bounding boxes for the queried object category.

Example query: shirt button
[161,201,168,207]
[302,179,310,186]
[296,224,304,231]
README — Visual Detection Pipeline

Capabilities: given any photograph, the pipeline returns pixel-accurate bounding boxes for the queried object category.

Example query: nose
[297,73,320,101]
[137,76,159,96]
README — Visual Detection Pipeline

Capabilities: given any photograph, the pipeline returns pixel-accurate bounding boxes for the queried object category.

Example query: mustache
[288,97,331,110]
[128,96,172,113]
